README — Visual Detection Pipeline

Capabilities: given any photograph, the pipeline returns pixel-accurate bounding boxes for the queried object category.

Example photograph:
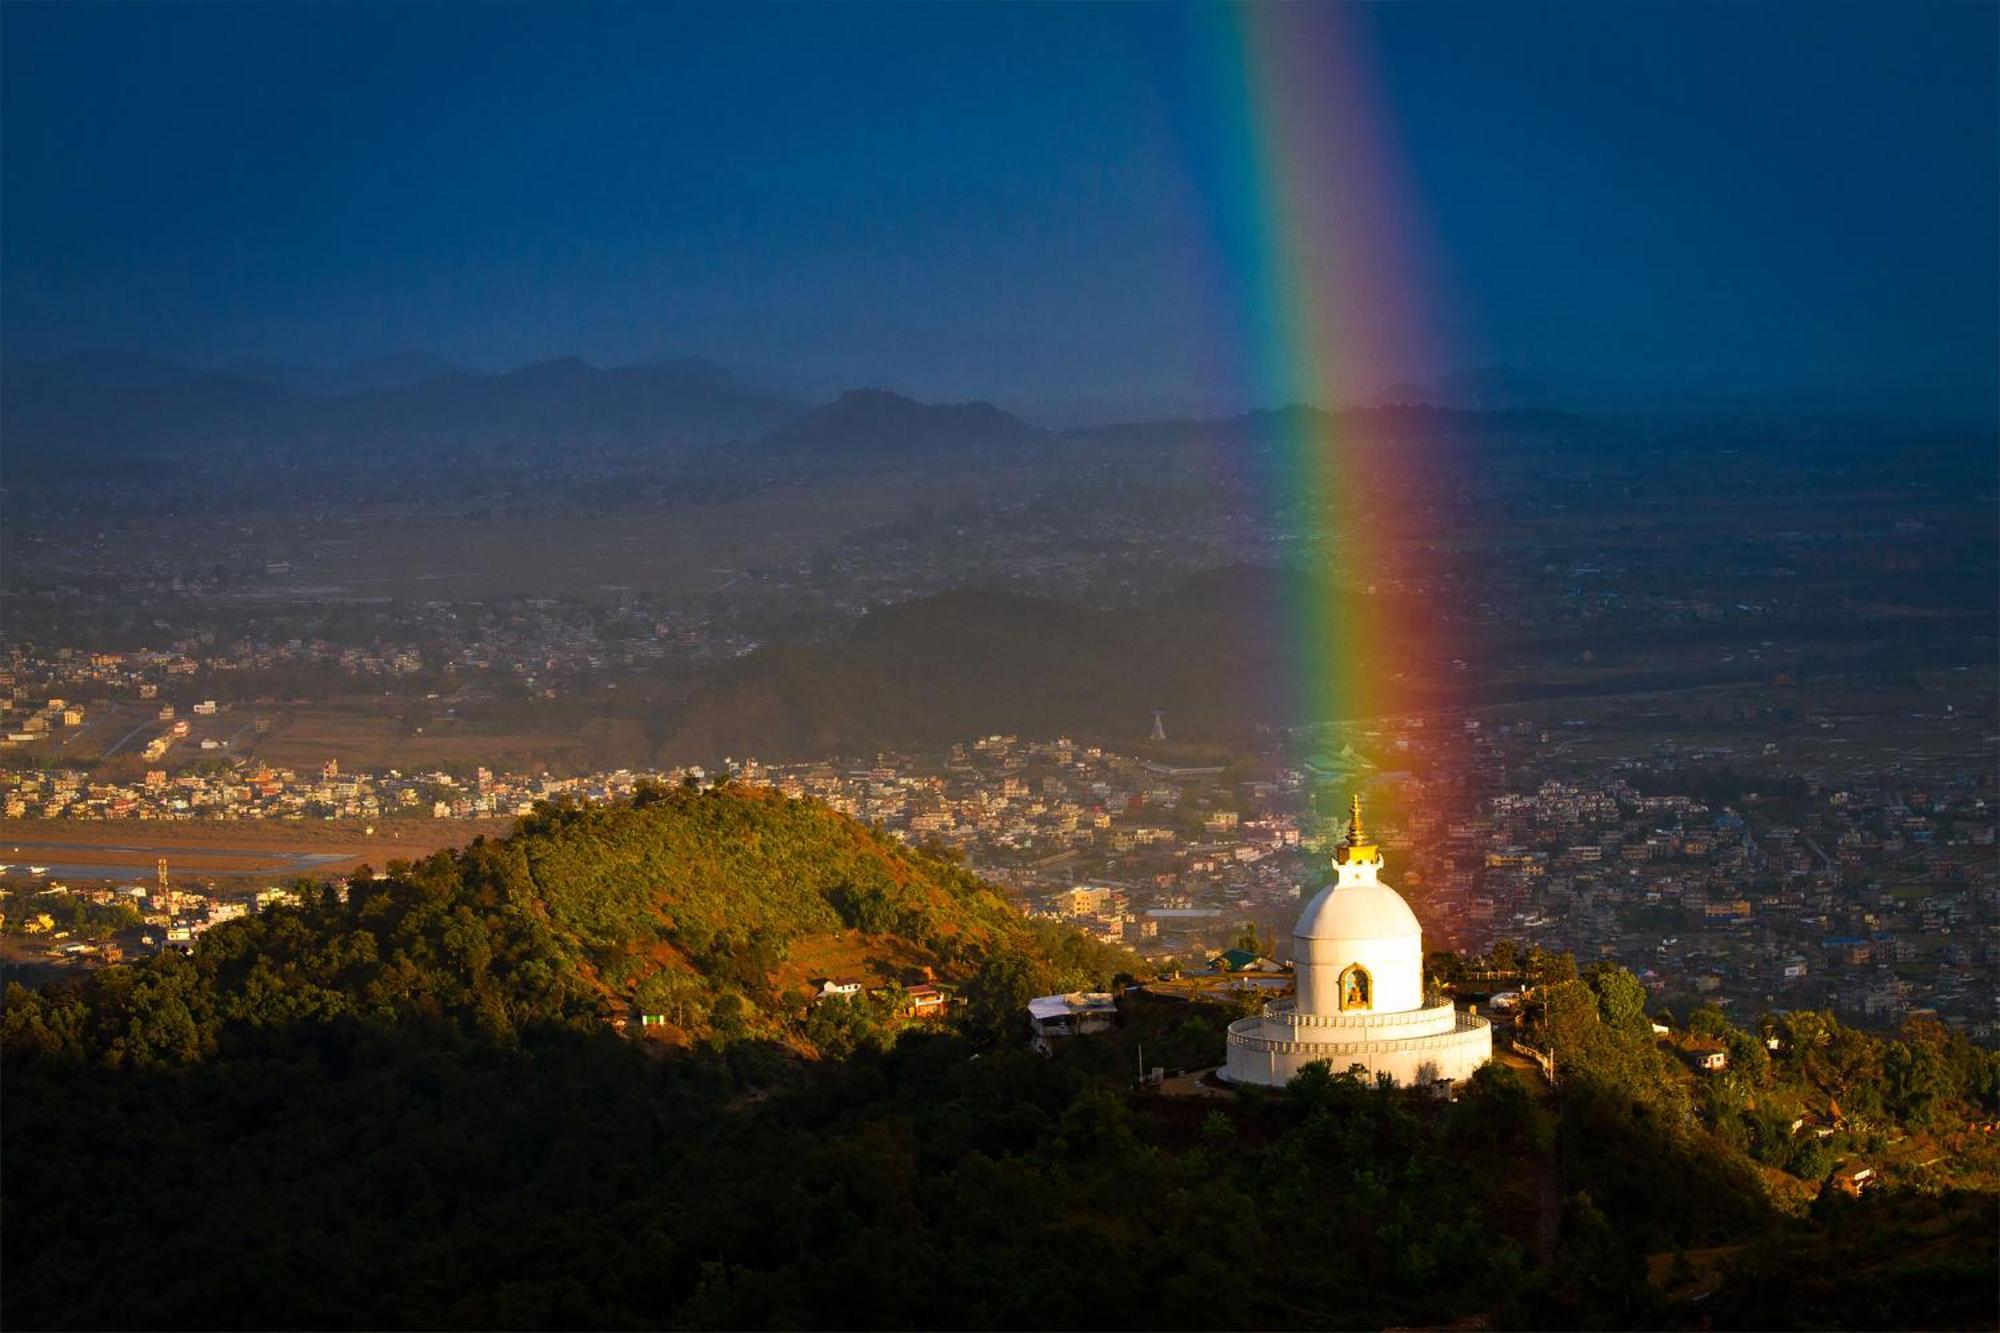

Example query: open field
[247,703,646,773]
[0,817,508,881]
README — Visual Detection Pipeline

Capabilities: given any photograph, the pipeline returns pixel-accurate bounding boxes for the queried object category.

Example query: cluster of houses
[807,976,953,1021]
[3,877,301,970]
[2,761,692,823]
[0,601,770,716]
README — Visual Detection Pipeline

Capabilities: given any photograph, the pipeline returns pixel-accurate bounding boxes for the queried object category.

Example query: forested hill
[654,571,1409,759]
[0,782,1134,1061]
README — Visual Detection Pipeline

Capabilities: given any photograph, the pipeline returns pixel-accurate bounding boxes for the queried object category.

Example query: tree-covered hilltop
[3,793,1997,1330]
[1,781,1135,1065]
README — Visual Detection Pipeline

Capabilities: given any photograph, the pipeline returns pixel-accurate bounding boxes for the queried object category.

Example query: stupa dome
[1293,880,1421,942]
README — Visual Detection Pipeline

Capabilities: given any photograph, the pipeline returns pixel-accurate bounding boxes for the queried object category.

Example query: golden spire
[1335,791,1379,866]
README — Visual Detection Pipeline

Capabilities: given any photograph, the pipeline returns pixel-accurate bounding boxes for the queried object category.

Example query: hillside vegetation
[1,782,1131,1064]
[3,790,1996,1330]
[1491,950,2000,1327]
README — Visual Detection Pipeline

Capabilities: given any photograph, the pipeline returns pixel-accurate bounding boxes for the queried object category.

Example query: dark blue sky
[4,2,1994,423]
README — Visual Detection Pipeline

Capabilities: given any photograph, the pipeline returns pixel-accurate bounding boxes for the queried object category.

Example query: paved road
[100,720,155,759]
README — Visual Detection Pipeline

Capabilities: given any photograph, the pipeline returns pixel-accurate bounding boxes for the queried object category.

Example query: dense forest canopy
[3,785,1996,1330]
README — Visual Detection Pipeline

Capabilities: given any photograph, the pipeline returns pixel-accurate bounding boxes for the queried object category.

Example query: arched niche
[1338,963,1372,1012]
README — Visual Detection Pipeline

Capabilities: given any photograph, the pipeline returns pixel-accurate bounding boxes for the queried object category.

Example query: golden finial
[1335,790,1379,867]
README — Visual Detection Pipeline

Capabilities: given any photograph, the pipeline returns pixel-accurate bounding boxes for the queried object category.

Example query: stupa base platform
[1222,1000,1492,1089]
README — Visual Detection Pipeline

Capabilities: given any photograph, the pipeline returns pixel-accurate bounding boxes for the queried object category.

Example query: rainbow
[1171,3,1451,755]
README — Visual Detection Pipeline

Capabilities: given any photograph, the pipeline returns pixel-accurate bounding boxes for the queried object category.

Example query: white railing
[1508,1039,1558,1085]
[1259,999,1464,1030]
[1225,1009,1490,1057]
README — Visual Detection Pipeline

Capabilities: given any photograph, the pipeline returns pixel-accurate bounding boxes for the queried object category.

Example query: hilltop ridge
[0,782,1132,1059]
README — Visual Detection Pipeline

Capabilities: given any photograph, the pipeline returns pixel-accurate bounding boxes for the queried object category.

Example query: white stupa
[1224,795,1491,1089]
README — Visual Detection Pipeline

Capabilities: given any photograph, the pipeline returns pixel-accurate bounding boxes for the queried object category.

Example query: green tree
[1583,962,1650,1033]
[961,948,1051,1045]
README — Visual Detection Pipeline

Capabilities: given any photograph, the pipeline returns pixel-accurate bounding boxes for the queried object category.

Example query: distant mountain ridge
[735,387,1044,473]
[218,350,467,396]
[318,356,805,449]
[18,347,1963,492]
[2,352,1066,477]
[0,352,809,466]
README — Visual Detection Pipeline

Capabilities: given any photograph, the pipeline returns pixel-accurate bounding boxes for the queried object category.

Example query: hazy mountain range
[0,346,1591,476]
[1,350,809,463]
[4,348,1988,487]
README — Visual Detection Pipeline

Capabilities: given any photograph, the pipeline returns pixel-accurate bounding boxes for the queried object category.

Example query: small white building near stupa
[1224,797,1491,1089]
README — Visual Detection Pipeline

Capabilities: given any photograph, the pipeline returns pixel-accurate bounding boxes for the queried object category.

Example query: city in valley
[6,427,1993,1041]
